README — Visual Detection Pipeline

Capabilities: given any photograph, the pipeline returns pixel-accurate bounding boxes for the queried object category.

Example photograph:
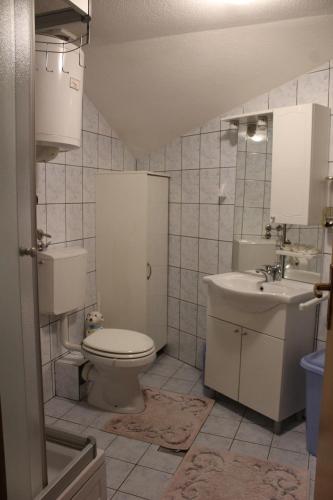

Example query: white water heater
[35,34,84,162]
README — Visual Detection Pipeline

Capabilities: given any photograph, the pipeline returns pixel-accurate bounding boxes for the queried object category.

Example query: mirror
[232,116,323,284]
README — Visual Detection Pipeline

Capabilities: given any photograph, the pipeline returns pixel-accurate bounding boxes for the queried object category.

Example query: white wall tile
[166,327,180,358]
[200,132,220,169]
[201,117,221,134]
[150,148,165,171]
[182,170,199,203]
[200,168,220,203]
[123,147,136,171]
[66,166,82,203]
[297,70,329,106]
[243,93,269,113]
[66,204,83,241]
[36,162,46,204]
[98,135,111,170]
[180,269,198,303]
[221,130,238,167]
[165,138,181,171]
[179,331,196,365]
[244,180,265,208]
[169,203,181,235]
[219,167,236,204]
[169,235,181,267]
[181,204,199,237]
[269,80,297,108]
[84,238,96,272]
[83,203,96,238]
[83,95,98,133]
[169,170,181,202]
[46,164,65,203]
[168,297,180,329]
[83,131,98,168]
[199,205,219,239]
[245,153,266,180]
[218,241,233,273]
[180,301,197,335]
[47,204,66,243]
[199,239,218,274]
[182,135,200,170]
[111,139,124,170]
[181,237,199,271]
[219,205,234,241]
[98,112,111,137]
[83,167,96,202]
[168,266,180,298]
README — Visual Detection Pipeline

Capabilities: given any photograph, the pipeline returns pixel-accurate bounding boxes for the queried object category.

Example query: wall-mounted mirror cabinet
[224,103,331,284]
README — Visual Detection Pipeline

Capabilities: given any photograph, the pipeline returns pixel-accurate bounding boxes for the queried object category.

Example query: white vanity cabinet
[205,296,316,423]
[270,103,330,225]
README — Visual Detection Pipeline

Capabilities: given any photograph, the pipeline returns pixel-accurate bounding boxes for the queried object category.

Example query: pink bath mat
[103,388,214,450]
[162,446,309,499]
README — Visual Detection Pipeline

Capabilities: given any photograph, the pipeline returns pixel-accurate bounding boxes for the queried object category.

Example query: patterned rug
[162,447,309,499]
[103,388,214,450]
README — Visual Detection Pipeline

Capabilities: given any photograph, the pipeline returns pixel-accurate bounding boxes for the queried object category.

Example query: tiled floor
[44,353,315,500]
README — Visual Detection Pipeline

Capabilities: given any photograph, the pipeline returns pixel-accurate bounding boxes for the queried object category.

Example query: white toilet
[82,328,156,413]
[37,246,156,415]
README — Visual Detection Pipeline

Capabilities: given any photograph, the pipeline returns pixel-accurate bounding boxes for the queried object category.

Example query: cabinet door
[205,317,241,400]
[239,330,284,420]
[146,175,169,351]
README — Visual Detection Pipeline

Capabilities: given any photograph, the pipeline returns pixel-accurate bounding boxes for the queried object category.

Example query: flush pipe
[60,314,82,353]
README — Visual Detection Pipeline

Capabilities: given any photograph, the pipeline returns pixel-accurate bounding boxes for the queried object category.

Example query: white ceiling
[85,1,333,157]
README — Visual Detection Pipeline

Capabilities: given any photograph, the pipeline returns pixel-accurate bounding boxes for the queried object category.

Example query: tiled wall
[37,95,136,402]
[138,60,333,370]
[38,61,333,401]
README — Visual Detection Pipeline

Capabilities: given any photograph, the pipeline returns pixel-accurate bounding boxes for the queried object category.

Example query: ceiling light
[247,118,267,143]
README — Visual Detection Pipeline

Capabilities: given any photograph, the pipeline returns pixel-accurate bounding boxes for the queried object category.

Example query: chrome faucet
[255,264,282,282]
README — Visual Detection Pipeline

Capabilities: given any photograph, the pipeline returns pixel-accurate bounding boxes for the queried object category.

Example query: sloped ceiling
[85,1,333,157]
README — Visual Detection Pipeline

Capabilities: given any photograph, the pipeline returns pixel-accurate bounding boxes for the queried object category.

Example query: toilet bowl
[82,328,156,414]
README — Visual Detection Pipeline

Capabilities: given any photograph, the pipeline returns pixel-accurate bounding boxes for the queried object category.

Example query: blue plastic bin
[300,349,325,456]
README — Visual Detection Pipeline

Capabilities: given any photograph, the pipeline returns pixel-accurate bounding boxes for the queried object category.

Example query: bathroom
[1,1,333,499]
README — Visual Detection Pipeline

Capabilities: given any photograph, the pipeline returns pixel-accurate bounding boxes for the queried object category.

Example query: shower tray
[35,427,107,500]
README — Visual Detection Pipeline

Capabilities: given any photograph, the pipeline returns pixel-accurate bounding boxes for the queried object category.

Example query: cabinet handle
[234,329,240,333]
[242,331,248,336]
[146,262,152,280]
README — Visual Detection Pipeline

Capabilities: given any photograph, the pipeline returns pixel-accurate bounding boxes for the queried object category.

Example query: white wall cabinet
[270,103,330,225]
[96,172,169,351]
[205,297,316,424]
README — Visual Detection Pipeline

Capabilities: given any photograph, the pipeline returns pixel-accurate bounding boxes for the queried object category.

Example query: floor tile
[105,436,150,464]
[105,457,135,490]
[120,465,172,500]
[139,444,183,473]
[83,427,117,450]
[51,418,86,435]
[190,380,215,398]
[148,355,182,378]
[243,408,272,428]
[107,488,116,499]
[272,429,308,454]
[210,398,245,421]
[309,454,317,480]
[162,377,195,394]
[268,447,309,469]
[44,397,77,418]
[201,414,240,439]
[90,410,115,430]
[173,364,201,382]
[230,439,270,460]
[235,421,273,446]
[140,373,169,389]
[193,432,232,452]
[44,415,57,426]
[113,492,146,500]
[62,401,102,426]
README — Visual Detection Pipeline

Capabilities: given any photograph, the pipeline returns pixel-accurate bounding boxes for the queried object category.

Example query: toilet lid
[82,328,155,355]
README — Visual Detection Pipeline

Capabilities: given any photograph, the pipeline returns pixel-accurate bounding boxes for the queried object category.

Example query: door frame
[0,0,46,497]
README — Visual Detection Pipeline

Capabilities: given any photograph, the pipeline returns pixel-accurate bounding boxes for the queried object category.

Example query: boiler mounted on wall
[35,34,85,162]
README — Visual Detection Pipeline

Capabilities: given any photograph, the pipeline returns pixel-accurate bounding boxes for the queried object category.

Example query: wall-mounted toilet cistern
[37,246,88,353]
[37,244,156,414]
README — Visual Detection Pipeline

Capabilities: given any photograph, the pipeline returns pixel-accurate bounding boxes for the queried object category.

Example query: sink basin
[204,272,314,312]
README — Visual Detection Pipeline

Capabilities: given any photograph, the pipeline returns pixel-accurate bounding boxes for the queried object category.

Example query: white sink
[204,272,314,312]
